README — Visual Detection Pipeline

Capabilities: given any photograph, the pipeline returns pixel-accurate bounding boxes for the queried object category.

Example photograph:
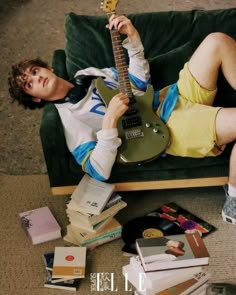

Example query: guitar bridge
[125,128,144,140]
[122,116,142,129]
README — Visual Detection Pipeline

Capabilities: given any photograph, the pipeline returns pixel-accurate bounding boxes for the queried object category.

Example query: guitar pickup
[124,108,138,116]
[125,128,144,140]
[122,116,142,129]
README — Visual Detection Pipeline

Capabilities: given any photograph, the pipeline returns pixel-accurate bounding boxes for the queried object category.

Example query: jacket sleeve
[57,106,121,181]
[123,36,150,91]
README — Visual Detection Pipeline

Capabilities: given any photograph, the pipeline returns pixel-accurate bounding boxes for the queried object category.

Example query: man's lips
[43,77,48,87]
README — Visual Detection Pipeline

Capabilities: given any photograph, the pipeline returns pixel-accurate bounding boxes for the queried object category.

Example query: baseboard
[51,176,228,196]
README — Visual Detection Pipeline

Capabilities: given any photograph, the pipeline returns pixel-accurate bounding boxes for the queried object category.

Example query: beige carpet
[1,175,236,295]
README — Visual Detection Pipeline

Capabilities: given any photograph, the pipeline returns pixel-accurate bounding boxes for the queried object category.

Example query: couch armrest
[51,49,70,80]
[40,102,83,187]
[40,49,83,188]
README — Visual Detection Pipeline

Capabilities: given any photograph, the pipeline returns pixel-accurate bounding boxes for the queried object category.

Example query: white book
[190,283,208,295]
[136,233,209,272]
[69,215,112,232]
[63,231,121,250]
[67,218,122,243]
[133,283,208,295]
[70,174,114,215]
[129,256,202,291]
[19,206,61,245]
[124,263,209,295]
[67,199,127,227]
[52,247,86,279]
[123,260,202,294]
[157,271,210,295]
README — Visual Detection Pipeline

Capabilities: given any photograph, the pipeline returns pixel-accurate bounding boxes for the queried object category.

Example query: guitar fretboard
[108,13,134,101]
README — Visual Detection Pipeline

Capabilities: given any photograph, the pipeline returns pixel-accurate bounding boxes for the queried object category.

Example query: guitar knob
[153,127,159,133]
[146,122,151,128]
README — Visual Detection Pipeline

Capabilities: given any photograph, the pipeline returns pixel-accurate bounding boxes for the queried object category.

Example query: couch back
[62,8,236,106]
[42,9,236,188]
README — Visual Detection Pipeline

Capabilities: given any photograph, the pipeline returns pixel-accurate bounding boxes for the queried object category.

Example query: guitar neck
[108,14,133,99]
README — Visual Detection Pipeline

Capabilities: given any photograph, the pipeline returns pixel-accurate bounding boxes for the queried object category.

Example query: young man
[8,15,236,224]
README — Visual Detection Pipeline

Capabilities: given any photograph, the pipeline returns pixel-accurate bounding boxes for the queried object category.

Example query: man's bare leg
[188,32,236,91]
[188,32,236,223]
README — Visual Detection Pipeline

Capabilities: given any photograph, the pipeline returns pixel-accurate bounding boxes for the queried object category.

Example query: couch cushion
[64,9,236,77]
[149,41,194,90]
[64,9,236,106]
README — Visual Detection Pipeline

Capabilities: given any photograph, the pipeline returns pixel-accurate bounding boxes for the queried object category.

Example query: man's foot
[206,283,236,295]
[222,185,236,224]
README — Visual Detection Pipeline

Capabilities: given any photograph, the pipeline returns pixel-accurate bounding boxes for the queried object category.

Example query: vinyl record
[121,216,184,246]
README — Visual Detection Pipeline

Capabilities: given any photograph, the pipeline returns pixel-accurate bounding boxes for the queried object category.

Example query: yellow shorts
[165,63,222,158]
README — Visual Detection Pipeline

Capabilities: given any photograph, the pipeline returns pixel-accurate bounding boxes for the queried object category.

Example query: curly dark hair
[8,58,50,110]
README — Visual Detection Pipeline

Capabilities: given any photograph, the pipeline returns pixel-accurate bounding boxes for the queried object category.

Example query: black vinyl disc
[121,216,184,246]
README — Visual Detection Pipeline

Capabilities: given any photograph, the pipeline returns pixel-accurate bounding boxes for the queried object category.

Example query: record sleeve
[121,202,216,255]
[121,216,183,254]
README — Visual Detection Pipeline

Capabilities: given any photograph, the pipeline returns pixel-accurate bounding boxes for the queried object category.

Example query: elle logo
[90,272,146,292]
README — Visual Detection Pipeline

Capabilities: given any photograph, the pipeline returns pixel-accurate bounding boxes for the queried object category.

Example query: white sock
[228,183,236,197]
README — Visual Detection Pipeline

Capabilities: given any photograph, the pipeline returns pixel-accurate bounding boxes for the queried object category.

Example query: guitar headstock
[100,0,118,13]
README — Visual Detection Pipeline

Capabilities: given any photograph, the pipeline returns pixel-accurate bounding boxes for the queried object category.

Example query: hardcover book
[19,206,61,245]
[44,279,81,291]
[136,233,209,272]
[70,174,114,215]
[67,198,127,227]
[42,252,81,291]
[67,217,122,243]
[157,271,210,295]
[52,247,86,279]
[129,256,202,292]
[63,230,122,250]
[42,252,54,271]
[69,215,113,232]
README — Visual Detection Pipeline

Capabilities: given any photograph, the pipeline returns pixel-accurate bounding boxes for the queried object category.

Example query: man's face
[16,66,59,101]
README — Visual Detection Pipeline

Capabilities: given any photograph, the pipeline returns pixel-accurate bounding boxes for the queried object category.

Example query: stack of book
[123,232,210,295]
[63,174,127,249]
[42,246,86,291]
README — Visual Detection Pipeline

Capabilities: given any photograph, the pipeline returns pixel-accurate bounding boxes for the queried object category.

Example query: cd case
[121,202,216,255]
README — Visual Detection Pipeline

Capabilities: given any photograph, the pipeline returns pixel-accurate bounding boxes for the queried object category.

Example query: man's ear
[32,97,42,103]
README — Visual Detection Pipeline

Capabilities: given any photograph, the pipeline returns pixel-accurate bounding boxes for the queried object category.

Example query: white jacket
[55,37,150,181]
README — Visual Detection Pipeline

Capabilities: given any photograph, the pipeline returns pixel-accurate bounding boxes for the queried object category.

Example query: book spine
[89,201,127,225]
[63,233,81,246]
[157,272,209,295]
[185,233,209,258]
[86,232,121,250]
[80,228,122,246]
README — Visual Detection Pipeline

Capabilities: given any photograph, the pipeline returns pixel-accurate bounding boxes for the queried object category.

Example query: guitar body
[96,77,170,164]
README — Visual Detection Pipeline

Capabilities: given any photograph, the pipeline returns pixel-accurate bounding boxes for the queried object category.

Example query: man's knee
[203,32,233,53]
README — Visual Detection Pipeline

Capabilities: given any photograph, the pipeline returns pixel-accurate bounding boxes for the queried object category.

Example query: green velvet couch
[40,8,236,195]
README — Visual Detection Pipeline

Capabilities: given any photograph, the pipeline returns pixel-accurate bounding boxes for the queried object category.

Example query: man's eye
[27,82,33,89]
[32,68,38,75]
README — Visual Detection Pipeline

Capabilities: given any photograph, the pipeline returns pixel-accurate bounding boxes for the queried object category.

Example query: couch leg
[51,176,228,196]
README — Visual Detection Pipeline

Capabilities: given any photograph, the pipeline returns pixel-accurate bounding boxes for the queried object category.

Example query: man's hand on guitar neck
[102,92,129,129]
[106,14,140,42]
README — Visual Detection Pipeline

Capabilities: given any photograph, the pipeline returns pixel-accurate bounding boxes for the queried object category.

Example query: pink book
[19,206,61,245]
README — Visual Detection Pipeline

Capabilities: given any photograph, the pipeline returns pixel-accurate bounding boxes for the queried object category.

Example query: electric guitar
[97,0,170,164]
